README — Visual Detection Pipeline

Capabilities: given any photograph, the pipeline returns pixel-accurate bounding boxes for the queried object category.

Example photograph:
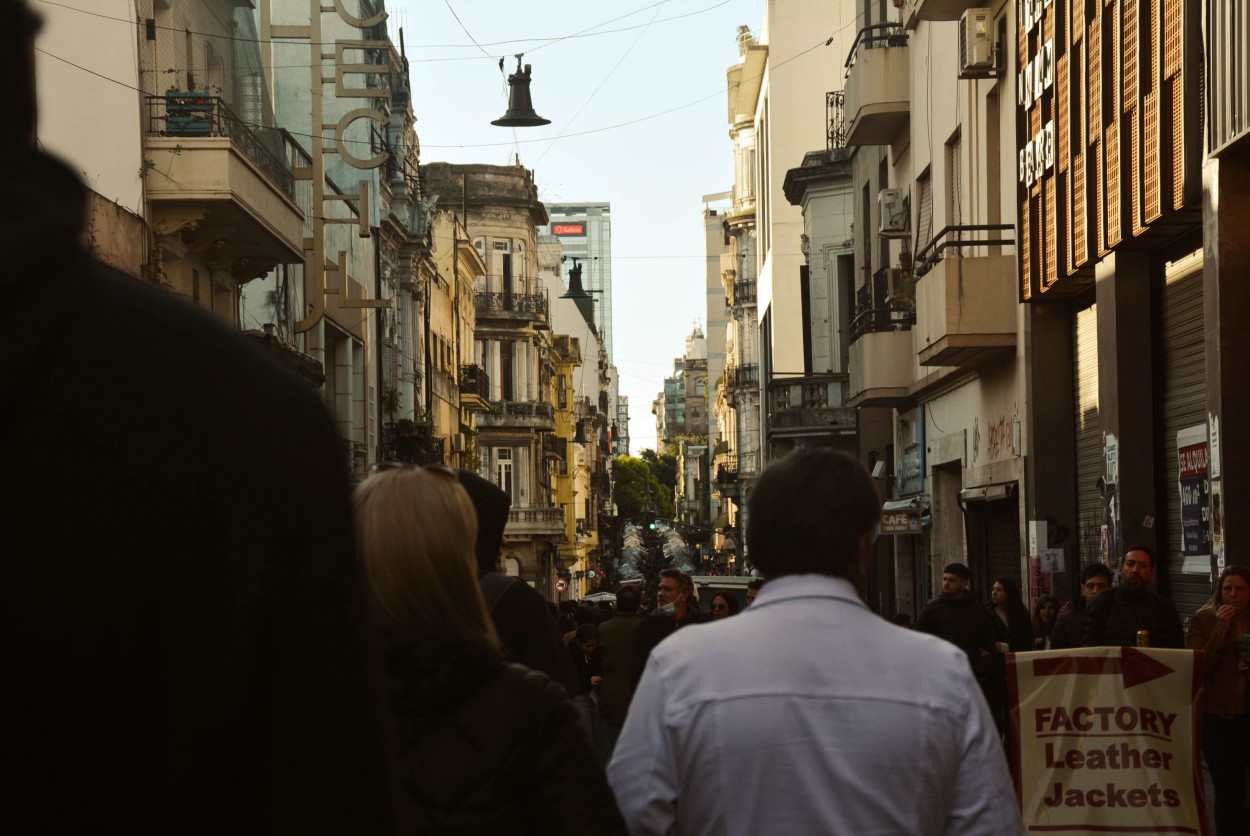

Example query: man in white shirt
[607,448,1024,835]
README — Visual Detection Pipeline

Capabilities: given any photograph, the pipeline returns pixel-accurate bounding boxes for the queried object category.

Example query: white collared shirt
[607,574,1025,836]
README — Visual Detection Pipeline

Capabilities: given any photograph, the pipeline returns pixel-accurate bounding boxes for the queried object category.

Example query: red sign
[555,578,568,592]
[552,223,585,236]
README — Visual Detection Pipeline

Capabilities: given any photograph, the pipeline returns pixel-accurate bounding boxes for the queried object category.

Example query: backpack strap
[479,571,517,613]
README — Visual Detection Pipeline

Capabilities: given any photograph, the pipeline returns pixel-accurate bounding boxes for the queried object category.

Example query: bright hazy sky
[389,0,760,454]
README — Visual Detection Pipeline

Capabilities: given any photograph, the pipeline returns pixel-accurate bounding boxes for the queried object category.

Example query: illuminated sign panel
[552,223,586,236]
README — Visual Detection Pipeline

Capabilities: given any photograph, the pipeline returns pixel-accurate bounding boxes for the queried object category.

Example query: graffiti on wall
[982,404,1020,461]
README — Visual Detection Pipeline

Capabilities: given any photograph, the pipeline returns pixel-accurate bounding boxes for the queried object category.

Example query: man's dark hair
[1122,544,1156,568]
[943,563,971,580]
[616,584,642,614]
[1080,563,1113,584]
[746,578,764,591]
[574,623,598,645]
[659,568,693,595]
[746,448,880,578]
[573,606,598,627]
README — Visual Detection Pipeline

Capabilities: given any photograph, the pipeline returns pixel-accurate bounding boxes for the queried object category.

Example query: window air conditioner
[451,432,466,453]
[959,8,996,78]
[878,189,909,238]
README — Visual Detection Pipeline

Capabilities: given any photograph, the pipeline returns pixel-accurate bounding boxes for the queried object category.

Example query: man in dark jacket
[3,5,395,830]
[1050,563,1112,649]
[1081,546,1184,648]
[598,583,644,759]
[458,470,578,695]
[630,569,711,687]
[916,563,997,664]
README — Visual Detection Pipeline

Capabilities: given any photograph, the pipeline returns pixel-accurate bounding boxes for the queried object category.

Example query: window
[495,448,514,501]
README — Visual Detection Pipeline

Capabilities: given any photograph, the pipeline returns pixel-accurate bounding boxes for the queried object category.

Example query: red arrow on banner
[1032,647,1175,688]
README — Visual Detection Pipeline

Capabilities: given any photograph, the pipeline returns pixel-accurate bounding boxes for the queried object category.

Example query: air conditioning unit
[878,189,909,238]
[959,8,996,77]
[451,432,466,453]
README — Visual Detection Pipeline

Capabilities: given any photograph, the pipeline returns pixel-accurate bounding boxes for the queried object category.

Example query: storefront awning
[881,495,930,535]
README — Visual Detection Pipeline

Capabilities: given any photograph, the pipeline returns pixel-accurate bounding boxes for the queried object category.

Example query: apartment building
[420,162,565,594]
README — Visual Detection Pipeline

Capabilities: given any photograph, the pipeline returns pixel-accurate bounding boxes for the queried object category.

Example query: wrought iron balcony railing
[827,90,847,149]
[844,23,909,78]
[913,224,1016,278]
[474,291,549,317]
[459,363,490,399]
[144,93,294,197]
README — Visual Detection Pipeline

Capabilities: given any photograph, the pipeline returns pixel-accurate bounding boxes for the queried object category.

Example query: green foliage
[639,448,678,497]
[612,455,675,524]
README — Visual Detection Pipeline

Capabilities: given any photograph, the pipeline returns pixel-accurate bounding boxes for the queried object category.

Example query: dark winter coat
[630,606,713,688]
[1081,585,1185,649]
[1050,600,1086,650]
[3,140,395,833]
[384,633,627,835]
[598,612,643,725]
[915,594,998,662]
[484,574,579,696]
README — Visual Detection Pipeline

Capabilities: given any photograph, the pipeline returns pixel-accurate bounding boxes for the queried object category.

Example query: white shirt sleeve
[944,665,1027,835]
[607,651,679,836]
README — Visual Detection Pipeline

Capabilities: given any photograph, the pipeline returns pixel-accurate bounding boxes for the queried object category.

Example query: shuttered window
[1073,299,1102,568]
[1158,254,1207,619]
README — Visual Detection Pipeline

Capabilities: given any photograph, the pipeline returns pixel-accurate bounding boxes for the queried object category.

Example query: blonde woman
[353,466,626,835]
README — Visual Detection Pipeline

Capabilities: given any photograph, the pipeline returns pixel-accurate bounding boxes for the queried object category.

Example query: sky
[387,0,760,454]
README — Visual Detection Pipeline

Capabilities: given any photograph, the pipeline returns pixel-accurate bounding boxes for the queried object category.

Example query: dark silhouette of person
[2,3,396,830]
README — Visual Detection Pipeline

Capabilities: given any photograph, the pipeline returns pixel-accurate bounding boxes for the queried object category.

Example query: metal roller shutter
[1158,254,1209,621]
[1073,300,1103,568]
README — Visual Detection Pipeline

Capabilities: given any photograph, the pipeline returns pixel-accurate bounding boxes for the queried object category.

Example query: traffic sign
[555,579,568,592]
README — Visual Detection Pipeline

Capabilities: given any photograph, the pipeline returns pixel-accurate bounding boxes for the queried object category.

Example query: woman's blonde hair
[353,467,498,646]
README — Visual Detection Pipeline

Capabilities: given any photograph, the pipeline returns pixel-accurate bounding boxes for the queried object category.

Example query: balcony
[728,279,757,309]
[766,373,857,438]
[476,400,556,432]
[913,226,1018,367]
[474,291,549,329]
[542,433,567,462]
[506,506,566,539]
[850,308,916,407]
[827,90,847,150]
[459,364,491,412]
[901,0,984,26]
[843,24,910,147]
[726,363,760,391]
[143,94,304,281]
[715,464,741,498]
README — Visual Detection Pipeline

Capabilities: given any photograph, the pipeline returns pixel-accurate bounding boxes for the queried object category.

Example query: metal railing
[474,291,549,317]
[767,374,856,433]
[542,434,567,460]
[913,224,1016,277]
[733,279,757,306]
[144,94,294,197]
[844,23,909,77]
[459,364,490,400]
[484,400,555,421]
[827,91,847,149]
[850,307,917,341]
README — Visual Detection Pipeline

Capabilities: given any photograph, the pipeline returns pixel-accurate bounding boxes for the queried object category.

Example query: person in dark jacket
[598,583,644,761]
[1081,546,1185,648]
[915,563,997,664]
[984,577,1032,741]
[568,623,609,764]
[354,467,626,835]
[1050,563,1112,650]
[3,6,396,830]
[458,470,578,695]
[631,569,712,688]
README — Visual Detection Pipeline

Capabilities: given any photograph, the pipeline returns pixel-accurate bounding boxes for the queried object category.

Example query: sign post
[1008,647,1208,834]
